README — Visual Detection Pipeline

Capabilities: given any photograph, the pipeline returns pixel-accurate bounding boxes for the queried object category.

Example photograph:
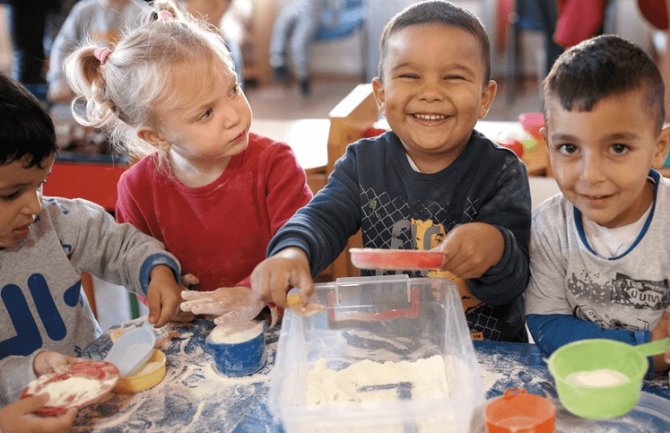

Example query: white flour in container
[306,355,449,404]
[36,376,107,407]
[209,321,265,344]
[133,360,163,376]
[566,369,630,387]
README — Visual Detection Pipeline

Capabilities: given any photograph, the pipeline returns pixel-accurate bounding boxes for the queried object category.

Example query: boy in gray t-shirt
[525,35,670,375]
[0,72,184,366]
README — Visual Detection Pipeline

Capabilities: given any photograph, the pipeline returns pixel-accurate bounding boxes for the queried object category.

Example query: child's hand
[0,394,77,433]
[33,351,79,376]
[146,265,183,327]
[437,223,504,279]
[250,247,314,308]
[651,307,670,371]
[180,286,265,326]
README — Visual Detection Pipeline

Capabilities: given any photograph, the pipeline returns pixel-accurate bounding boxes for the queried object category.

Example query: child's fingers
[251,270,274,303]
[214,311,245,326]
[181,301,228,316]
[16,394,49,414]
[180,289,211,301]
[45,407,78,433]
[294,271,315,302]
[146,288,161,325]
[268,271,292,307]
[154,292,181,327]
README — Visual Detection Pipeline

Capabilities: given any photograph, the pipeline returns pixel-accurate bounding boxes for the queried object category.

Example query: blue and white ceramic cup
[205,321,266,377]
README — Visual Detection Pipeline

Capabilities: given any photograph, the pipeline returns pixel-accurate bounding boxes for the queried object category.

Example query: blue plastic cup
[205,321,266,377]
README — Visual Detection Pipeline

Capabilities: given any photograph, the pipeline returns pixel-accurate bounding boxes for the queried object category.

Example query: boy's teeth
[414,113,446,120]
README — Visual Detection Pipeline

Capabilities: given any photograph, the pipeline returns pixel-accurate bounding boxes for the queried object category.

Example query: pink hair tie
[158,9,173,21]
[94,47,111,65]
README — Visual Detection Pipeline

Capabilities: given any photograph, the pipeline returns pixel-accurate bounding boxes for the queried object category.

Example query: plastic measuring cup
[485,388,556,433]
[104,325,156,377]
[548,337,670,420]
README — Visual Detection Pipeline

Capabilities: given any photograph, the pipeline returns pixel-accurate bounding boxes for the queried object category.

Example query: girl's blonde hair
[65,0,236,160]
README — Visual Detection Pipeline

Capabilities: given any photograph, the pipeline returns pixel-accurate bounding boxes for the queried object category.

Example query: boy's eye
[610,143,629,155]
[398,73,419,79]
[0,190,21,201]
[443,74,465,80]
[556,143,577,155]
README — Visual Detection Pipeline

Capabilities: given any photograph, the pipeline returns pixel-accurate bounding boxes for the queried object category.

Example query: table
[74,318,670,433]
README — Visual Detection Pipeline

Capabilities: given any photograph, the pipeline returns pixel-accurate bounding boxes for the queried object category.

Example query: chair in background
[504,0,563,106]
[313,0,367,82]
[326,83,378,279]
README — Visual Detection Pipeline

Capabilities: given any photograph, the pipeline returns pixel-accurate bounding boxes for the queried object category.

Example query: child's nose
[21,189,43,215]
[579,154,604,183]
[221,105,241,129]
[419,80,443,102]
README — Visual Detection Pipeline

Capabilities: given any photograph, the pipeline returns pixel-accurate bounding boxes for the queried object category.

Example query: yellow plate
[114,349,166,394]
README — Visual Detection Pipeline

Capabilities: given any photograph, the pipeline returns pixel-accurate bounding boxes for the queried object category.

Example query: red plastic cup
[485,388,556,433]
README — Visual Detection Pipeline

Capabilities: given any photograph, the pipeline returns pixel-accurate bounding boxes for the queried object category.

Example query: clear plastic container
[271,275,484,433]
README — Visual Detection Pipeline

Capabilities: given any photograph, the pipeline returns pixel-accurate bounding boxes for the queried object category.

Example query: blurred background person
[269,0,339,96]
[2,0,77,98]
[47,0,146,104]
[186,0,245,88]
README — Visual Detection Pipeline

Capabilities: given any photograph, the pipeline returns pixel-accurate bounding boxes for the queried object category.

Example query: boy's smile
[372,23,496,173]
[0,154,54,249]
[545,91,670,228]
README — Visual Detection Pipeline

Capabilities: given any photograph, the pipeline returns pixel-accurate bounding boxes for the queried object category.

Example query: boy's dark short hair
[378,0,491,82]
[544,34,665,133]
[0,73,56,168]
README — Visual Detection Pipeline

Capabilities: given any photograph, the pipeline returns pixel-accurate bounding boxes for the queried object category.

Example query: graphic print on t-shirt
[359,184,498,337]
[568,271,669,329]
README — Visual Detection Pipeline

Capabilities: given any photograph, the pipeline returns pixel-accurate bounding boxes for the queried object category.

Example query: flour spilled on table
[74,320,277,433]
[476,351,550,398]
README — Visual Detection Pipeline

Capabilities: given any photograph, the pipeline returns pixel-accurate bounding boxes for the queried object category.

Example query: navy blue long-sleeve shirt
[269,130,531,340]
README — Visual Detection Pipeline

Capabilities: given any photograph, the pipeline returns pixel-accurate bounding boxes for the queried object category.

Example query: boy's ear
[652,125,670,169]
[137,127,170,151]
[478,80,498,119]
[371,77,386,114]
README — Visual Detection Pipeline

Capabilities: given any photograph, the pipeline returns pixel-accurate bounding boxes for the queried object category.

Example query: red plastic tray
[349,248,445,270]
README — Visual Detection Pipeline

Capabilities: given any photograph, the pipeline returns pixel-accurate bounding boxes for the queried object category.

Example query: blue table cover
[73,319,670,433]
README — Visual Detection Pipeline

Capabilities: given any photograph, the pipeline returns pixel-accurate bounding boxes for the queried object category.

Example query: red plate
[349,248,445,270]
[20,360,119,416]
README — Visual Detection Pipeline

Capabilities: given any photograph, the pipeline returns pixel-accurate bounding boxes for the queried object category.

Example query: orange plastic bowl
[485,388,556,433]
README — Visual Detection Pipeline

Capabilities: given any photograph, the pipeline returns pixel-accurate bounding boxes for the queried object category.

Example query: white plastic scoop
[104,325,156,377]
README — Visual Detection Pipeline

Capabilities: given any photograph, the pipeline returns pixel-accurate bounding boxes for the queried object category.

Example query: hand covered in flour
[180,286,268,327]
[651,307,670,371]
[250,247,314,308]
[437,223,504,279]
[0,393,77,433]
[33,351,79,376]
